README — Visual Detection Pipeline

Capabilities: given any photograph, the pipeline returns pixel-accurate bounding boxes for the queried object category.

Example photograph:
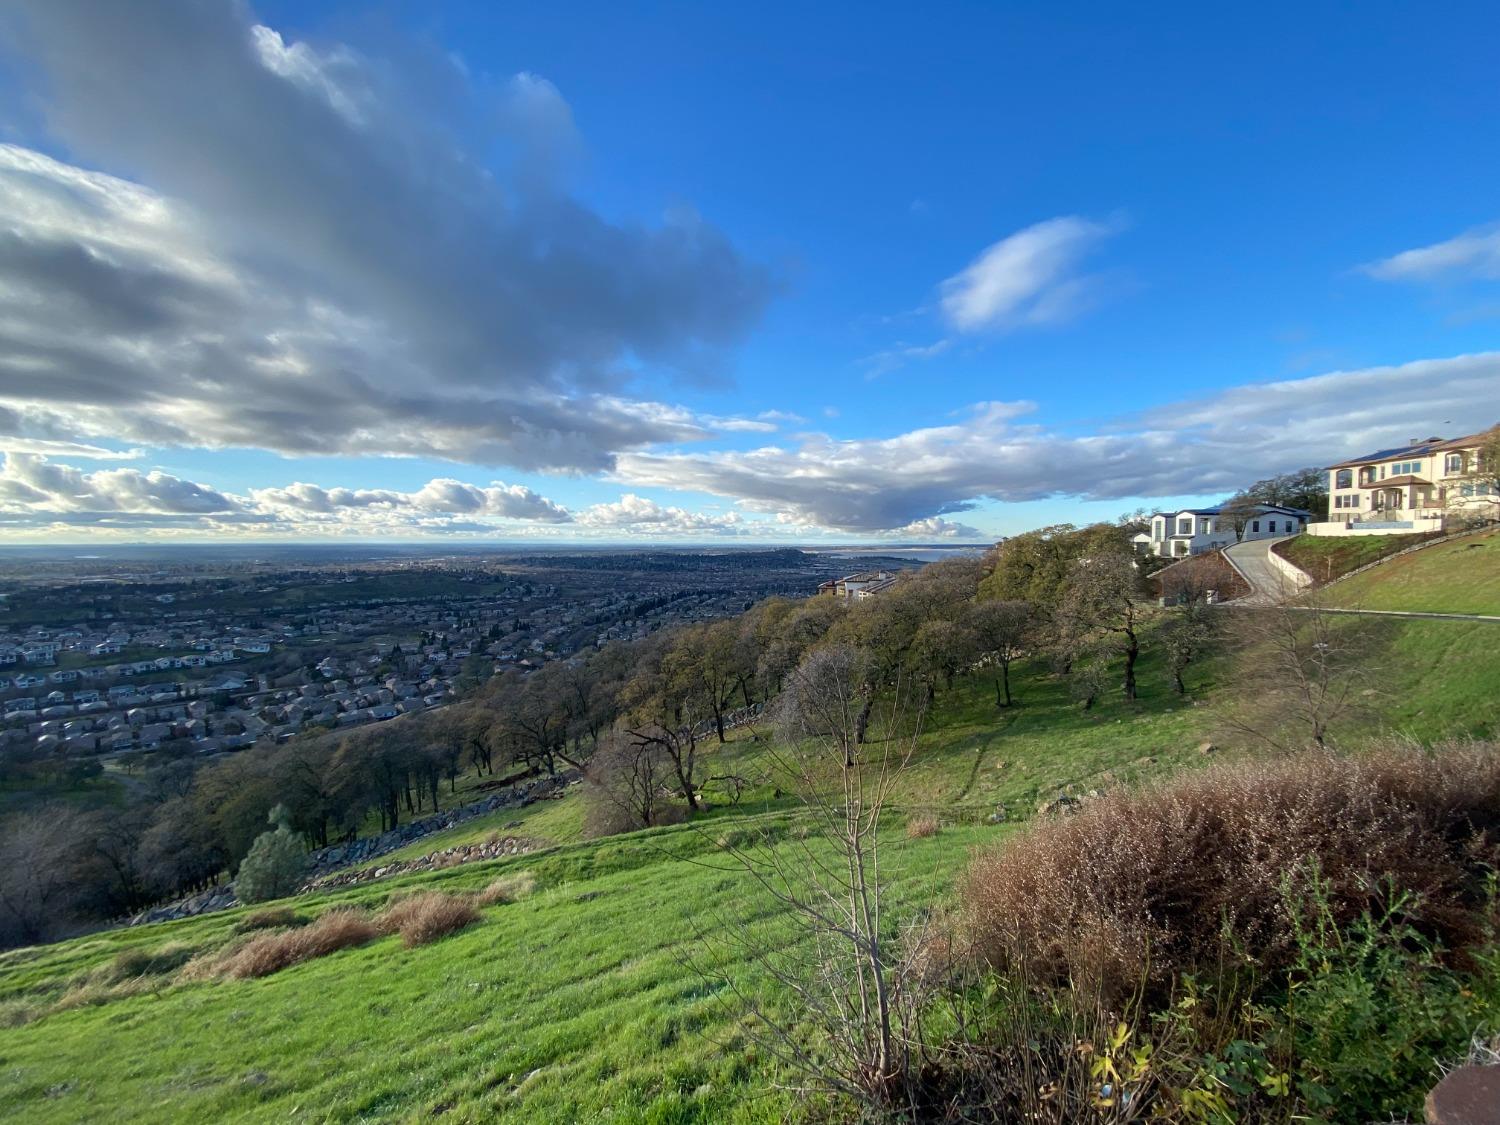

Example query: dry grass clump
[377,891,479,947]
[215,907,379,979]
[905,813,940,839]
[232,907,307,934]
[962,741,1500,1000]
[475,871,536,907]
[99,942,198,982]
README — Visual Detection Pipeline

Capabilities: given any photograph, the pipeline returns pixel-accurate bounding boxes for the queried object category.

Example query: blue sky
[1,1,1498,541]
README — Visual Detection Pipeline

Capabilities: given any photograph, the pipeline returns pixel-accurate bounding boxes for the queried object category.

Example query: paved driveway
[1223,536,1305,605]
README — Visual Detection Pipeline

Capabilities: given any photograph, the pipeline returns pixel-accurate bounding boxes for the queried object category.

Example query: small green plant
[235,805,308,904]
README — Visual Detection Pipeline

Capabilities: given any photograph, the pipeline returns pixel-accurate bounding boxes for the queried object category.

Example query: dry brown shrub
[232,907,306,934]
[218,907,379,978]
[905,813,940,839]
[474,871,536,907]
[961,741,1500,1000]
[377,891,479,947]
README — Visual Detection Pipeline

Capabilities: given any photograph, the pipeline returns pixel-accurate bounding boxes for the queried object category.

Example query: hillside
[1315,528,1500,616]
[4,623,1499,1122]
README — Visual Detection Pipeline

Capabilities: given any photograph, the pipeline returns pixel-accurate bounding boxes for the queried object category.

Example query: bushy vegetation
[377,891,480,947]
[475,871,536,906]
[961,741,1500,998]
[207,907,380,979]
[233,805,307,903]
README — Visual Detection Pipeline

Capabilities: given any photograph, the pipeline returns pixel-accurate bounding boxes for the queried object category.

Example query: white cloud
[939,216,1120,332]
[896,516,984,539]
[860,338,953,379]
[1363,222,1500,283]
[576,493,748,536]
[614,353,1500,532]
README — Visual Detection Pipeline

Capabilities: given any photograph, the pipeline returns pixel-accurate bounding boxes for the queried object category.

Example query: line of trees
[0,519,1229,948]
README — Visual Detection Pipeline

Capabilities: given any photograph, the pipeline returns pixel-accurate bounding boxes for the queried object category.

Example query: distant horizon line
[0,540,998,552]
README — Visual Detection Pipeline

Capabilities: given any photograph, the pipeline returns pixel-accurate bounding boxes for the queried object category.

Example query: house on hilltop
[1145,504,1310,558]
[1318,431,1499,535]
[817,570,898,599]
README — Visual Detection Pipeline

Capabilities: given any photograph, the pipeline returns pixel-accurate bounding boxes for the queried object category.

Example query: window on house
[1335,469,1352,489]
[1177,517,1192,535]
[1251,520,1260,532]
[1446,453,1465,474]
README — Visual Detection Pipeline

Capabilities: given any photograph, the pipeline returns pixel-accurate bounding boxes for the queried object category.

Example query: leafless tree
[1219,600,1380,752]
[582,731,673,836]
[1159,595,1223,695]
[688,645,937,1112]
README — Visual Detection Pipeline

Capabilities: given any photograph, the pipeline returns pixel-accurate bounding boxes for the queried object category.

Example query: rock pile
[306,835,544,891]
[127,771,577,926]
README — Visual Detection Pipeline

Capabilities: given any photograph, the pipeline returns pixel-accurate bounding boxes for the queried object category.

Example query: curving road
[1223,536,1309,605]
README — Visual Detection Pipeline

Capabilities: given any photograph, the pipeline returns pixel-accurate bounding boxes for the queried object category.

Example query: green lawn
[1276,530,1439,583]
[1319,528,1500,615]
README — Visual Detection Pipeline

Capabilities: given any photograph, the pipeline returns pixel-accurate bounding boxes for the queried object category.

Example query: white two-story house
[1320,430,1498,535]
[1146,504,1310,558]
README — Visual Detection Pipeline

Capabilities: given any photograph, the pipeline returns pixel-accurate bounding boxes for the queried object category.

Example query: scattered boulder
[1037,794,1082,817]
[1426,1065,1500,1124]
[1196,741,1217,756]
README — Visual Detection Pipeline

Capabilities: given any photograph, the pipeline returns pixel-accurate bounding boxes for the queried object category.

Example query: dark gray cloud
[0,1,774,470]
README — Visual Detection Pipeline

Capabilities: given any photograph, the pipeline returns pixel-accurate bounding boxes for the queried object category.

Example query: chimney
[1409,437,1418,447]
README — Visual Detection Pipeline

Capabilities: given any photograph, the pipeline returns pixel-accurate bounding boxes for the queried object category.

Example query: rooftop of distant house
[1328,431,1489,470]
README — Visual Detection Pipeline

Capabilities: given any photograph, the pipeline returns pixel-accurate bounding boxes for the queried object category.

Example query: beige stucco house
[1318,431,1498,536]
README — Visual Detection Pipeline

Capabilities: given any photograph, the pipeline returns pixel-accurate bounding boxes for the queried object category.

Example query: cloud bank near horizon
[3,350,1496,539]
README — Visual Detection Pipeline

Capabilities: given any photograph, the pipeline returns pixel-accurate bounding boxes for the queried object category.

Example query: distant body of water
[808,545,990,564]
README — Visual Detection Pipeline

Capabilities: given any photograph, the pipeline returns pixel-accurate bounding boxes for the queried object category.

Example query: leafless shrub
[962,740,1500,1001]
[377,891,479,947]
[212,907,379,978]
[474,871,536,906]
[581,730,683,838]
[690,645,935,1114]
[905,813,939,839]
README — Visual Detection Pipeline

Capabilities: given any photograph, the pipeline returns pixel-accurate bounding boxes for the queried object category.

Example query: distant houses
[1144,505,1310,558]
[817,570,898,600]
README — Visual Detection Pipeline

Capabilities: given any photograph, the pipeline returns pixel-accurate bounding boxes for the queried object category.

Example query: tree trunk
[1122,630,1139,701]
[854,693,874,745]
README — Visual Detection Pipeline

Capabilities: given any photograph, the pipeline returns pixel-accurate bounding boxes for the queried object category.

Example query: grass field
[3,607,1498,1122]
[1275,530,1439,583]
[1317,528,1500,616]
[0,817,996,1123]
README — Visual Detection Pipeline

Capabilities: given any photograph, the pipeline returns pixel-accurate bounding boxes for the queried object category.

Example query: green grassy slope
[1276,531,1439,583]
[1315,528,1500,615]
[0,820,994,1124]
[3,622,1497,1123]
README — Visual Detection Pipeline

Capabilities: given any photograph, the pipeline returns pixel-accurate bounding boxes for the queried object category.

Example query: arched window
[1335,469,1352,489]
